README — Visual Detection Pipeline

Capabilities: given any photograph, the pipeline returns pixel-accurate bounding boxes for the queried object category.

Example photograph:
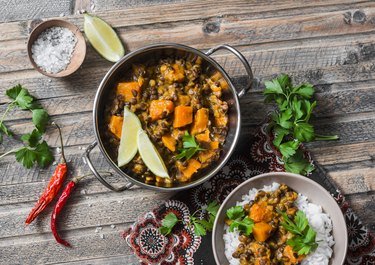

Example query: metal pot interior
[95,44,241,190]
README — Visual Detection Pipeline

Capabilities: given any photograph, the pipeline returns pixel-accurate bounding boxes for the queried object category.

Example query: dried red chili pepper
[51,175,82,247]
[51,172,112,246]
[25,122,68,225]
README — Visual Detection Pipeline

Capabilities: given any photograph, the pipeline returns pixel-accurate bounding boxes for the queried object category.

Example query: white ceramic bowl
[212,172,348,265]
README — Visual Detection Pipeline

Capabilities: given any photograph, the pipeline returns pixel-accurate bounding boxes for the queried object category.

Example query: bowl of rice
[212,172,347,265]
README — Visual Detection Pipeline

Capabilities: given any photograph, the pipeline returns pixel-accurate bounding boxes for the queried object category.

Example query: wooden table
[0,1,374,264]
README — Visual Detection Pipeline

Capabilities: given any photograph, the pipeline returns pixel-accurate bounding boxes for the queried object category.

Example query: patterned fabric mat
[123,123,375,264]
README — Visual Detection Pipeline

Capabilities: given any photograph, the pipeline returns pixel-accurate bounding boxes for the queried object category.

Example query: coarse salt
[31,26,77,74]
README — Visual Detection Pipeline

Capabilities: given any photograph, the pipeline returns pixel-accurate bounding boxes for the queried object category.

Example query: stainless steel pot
[83,43,253,192]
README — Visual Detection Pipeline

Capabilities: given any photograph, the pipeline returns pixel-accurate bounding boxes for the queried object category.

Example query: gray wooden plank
[0,0,73,23]
[0,139,373,204]
[0,1,374,42]
[0,228,134,265]
[2,30,375,93]
[0,187,171,238]
[49,255,138,265]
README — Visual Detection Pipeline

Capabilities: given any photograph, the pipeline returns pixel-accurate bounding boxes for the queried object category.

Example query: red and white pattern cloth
[123,123,375,264]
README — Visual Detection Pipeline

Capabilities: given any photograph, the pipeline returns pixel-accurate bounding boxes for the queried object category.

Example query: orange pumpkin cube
[149,100,174,121]
[116,82,141,102]
[191,108,209,135]
[108,115,123,139]
[173,106,193,128]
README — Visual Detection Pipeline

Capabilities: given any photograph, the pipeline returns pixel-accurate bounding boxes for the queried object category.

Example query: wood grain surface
[0,1,374,264]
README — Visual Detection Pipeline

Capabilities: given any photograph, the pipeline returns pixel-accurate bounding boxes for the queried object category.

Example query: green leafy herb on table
[0,129,53,169]
[0,85,53,168]
[277,209,318,255]
[159,201,219,236]
[264,74,338,175]
[159,212,179,236]
[225,206,254,236]
[175,131,205,160]
[6,84,49,133]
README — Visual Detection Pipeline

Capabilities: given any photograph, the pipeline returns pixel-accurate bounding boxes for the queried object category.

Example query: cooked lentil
[103,56,229,186]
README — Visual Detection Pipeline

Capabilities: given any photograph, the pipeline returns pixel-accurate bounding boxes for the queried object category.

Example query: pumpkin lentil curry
[227,184,308,265]
[103,56,229,187]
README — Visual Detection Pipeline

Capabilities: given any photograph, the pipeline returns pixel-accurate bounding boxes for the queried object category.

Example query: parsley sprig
[0,85,53,168]
[159,201,219,236]
[264,74,338,175]
[277,209,318,255]
[226,206,254,235]
[175,131,205,160]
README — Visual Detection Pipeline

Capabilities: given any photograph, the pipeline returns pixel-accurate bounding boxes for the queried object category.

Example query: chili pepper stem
[52,122,66,163]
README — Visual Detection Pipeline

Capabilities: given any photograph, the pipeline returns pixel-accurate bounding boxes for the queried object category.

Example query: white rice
[223,182,335,265]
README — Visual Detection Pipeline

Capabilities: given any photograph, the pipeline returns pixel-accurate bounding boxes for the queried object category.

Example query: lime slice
[83,13,125,62]
[117,107,141,167]
[137,129,169,178]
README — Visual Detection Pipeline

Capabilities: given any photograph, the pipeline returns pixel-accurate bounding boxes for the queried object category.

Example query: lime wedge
[137,129,169,178]
[83,13,125,62]
[117,107,141,167]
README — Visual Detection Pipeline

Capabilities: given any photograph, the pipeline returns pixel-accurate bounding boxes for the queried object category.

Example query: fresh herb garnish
[277,209,318,255]
[264,74,338,175]
[226,205,254,236]
[159,201,219,236]
[0,129,54,169]
[175,131,205,160]
[159,212,179,236]
[0,85,53,168]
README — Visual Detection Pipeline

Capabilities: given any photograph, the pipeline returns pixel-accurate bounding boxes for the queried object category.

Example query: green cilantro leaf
[32,109,49,133]
[195,218,213,232]
[272,126,290,147]
[159,201,219,237]
[159,212,179,236]
[176,131,205,160]
[264,80,284,95]
[229,216,254,236]
[283,149,315,175]
[226,206,245,220]
[226,206,254,236]
[292,83,314,98]
[279,140,299,159]
[15,147,37,168]
[302,100,316,122]
[159,226,172,236]
[6,84,34,110]
[279,209,318,255]
[14,140,53,169]
[21,129,42,148]
[295,210,309,232]
[193,221,206,236]
[277,74,292,90]
[162,212,179,228]
[277,209,302,236]
[294,122,314,142]
[0,122,13,143]
[206,201,219,217]
[291,97,304,120]
[263,74,338,176]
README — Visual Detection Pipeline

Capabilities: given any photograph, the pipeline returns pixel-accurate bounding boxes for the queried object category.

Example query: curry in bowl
[102,55,230,187]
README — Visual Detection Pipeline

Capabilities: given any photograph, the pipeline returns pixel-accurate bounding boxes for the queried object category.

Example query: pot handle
[82,141,134,192]
[205,44,253,98]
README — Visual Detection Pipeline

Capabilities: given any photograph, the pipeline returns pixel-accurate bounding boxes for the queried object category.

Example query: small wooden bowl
[27,19,86,78]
